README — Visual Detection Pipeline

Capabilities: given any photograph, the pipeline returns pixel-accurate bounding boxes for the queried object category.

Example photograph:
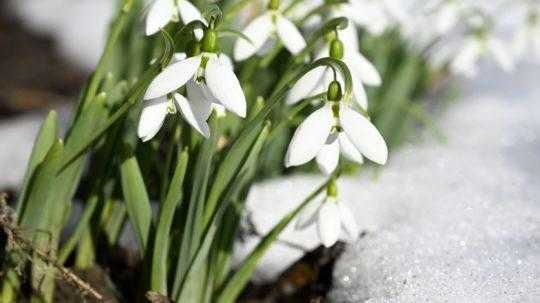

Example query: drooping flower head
[233,0,307,61]
[138,18,247,141]
[285,79,388,175]
[146,0,205,36]
[287,33,381,109]
[296,179,359,247]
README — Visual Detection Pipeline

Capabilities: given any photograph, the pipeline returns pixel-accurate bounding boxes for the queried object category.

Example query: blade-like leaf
[216,178,333,303]
[151,148,189,295]
[172,117,220,298]
[175,122,271,302]
[120,148,153,253]
[16,111,59,217]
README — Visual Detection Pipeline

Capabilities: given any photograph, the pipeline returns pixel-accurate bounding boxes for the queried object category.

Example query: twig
[0,194,104,301]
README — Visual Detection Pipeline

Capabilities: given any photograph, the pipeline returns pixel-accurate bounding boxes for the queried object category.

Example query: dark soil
[0,0,85,118]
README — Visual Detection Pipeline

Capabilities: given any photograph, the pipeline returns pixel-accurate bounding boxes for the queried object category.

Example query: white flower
[295,196,359,247]
[450,35,514,78]
[287,44,381,110]
[285,103,387,174]
[146,0,204,36]
[233,6,307,61]
[344,0,405,36]
[138,51,246,141]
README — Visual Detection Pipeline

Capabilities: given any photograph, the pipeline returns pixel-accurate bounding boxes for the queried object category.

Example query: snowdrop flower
[295,181,358,247]
[138,29,247,141]
[146,0,204,36]
[450,25,514,78]
[344,0,406,36]
[287,37,381,110]
[233,0,307,61]
[285,81,388,175]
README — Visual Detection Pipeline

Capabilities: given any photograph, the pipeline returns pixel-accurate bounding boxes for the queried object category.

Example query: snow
[7,0,114,71]
[328,60,540,302]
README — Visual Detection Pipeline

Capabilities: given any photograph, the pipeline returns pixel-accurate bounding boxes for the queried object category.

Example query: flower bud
[327,80,342,101]
[329,39,344,60]
[268,0,280,10]
[202,29,219,53]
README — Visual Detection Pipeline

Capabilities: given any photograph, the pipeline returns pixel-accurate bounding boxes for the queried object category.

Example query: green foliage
[0,1,441,302]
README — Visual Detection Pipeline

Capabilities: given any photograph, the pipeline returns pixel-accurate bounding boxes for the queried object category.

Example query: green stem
[58,195,99,264]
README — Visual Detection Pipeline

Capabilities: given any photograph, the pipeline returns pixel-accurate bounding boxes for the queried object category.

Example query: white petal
[177,0,204,39]
[144,55,201,100]
[172,52,187,62]
[286,66,327,105]
[174,93,210,138]
[317,201,341,247]
[146,0,175,36]
[434,3,459,35]
[316,133,340,175]
[285,105,334,167]
[351,72,369,111]
[234,14,273,61]
[275,15,307,55]
[338,202,359,240]
[205,56,247,117]
[219,54,234,70]
[338,132,363,164]
[450,39,481,78]
[338,24,359,53]
[339,105,388,164]
[138,97,169,142]
[295,198,324,230]
[177,0,203,25]
[186,80,214,119]
[487,39,514,72]
[345,51,382,87]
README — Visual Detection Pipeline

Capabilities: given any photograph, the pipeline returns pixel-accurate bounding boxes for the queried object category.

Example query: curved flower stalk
[285,80,388,175]
[146,0,204,36]
[233,0,307,61]
[288,35,381,111]
[138,27,247,141]
[295,179,358,247]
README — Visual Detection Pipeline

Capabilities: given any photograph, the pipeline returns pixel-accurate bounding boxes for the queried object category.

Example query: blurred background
[1,0,539,302]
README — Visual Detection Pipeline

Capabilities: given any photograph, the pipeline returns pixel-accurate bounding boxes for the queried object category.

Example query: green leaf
[175,122,271,303]
[172,117,220,298]
[215,178,332,303]
[151,149,189,295]
[17,139,64,298]
[119,148,153,253]
[211,119,272,288]
[16,111,59,217]
[373,54,420,146]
